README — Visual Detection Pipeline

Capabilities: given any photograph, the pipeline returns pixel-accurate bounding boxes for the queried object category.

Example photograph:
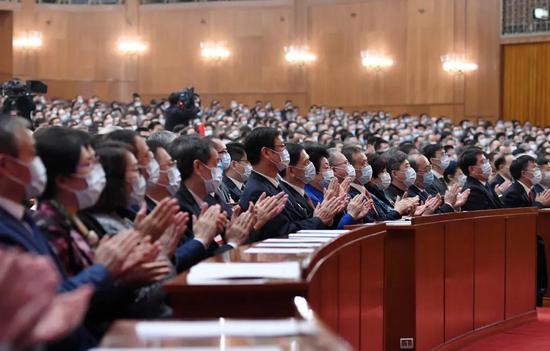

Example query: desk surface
[97,320,352,351]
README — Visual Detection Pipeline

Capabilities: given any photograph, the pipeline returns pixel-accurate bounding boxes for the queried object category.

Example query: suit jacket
[534,183,546,194]
[426,176,447,196]
[385,183,406,205]
[461,176,503,211]
[502,181,544,209]
[222,175,243,203]
[174,184,231,261]
[488,174,506,193]
[365,183,401,221]
[239,171,324,242]
[407,185,454,213]
[280,181,314,218]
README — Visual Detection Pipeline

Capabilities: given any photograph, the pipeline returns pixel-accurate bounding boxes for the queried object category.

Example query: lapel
[176,185,202,216]
[513,181,532,206]
[280,182,310,219]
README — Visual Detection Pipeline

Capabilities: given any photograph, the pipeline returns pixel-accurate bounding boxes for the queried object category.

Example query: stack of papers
[297,230,349,234]
[187,262,301,284]
[134,319,317,339]
[254,242,323,248]
[263,238,331,243]
[383,220,412,226]
[244,247,316,254]
[92,347,282,351]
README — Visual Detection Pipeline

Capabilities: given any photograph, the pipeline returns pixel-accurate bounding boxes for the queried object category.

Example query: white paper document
[254,242,322,248]
[297,229,349,234]
[383,220,412,226]
[91,348,281,351]
[244,247,316,254]
[134,319,317,339]
[186,261,301,284]
[288,233,340,238]
[263,238,331,243]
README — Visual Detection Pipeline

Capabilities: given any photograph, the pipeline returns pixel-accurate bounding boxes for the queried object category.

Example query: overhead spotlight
[117,39,147,55]
[360,51,394,71]
[200,42,230,61]
[441,54,478,74]
[13,31,43,50]
[284,45,316,66]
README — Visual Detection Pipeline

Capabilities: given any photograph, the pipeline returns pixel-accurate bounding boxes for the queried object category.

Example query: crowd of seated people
[1,93,550,350]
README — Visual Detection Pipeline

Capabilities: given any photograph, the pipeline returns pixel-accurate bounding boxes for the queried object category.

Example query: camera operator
[164,90,197,132]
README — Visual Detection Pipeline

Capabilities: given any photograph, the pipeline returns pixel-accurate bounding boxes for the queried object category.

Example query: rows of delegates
[1,94,550,350]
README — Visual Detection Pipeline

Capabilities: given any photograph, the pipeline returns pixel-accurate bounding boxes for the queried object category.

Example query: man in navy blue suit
[221,142,250,203]
[502,155,550,208]
[239,127,333,241]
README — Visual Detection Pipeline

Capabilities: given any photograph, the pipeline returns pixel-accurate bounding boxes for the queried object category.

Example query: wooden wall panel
[10,0,501,120]
[502,42,550,126]
[0,11,13,80]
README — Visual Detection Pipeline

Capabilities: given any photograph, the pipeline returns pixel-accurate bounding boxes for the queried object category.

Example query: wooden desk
[382,208,538,351]
[537,209,550,300]
[164,224,386,351]
[98,319,352,350]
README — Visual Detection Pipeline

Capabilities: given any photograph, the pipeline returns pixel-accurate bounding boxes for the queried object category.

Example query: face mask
[440,155,451,170]
[220,152,231,170]
[83,119,92,127]
[423,171,434,187]
[321,169,334,188]
[480,161,492,178]
[240,163,253,181]
[269,149,290,172]
[296,162,316,184]
[403,167,417,187]
[161,165,181,196]
[378,172,392,191]
[146,158,160,186]
[357,165,373,184]
[205,129,213,137]
[7,156,47,199]
[457,173,467,187]
[67,163,106,210]
[129,174,146,207]
[346,163,356,180]
[202,164,223,194]
[530,168,542,185]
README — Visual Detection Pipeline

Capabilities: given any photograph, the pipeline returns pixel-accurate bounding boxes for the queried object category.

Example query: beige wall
[9,0,501,120]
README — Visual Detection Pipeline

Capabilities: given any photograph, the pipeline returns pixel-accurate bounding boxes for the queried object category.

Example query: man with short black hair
[502,155,550,208]
[488,154,513,194]
[422,143,450,196]
[459,147,503,211]
[383,149,415,204]
[221,142,250,203]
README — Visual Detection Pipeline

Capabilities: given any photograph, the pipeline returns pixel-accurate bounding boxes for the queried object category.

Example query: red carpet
[462,308,550,350]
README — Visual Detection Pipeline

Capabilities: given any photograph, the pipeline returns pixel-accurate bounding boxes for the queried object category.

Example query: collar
[253,170,279,188]
[432,170,444,179]
[517,180,532,196]
[282,180,305,197]
[188,188,207,208]
[0,196,25,221]
[350,182,365,195]
[498,172,510,181]
[227,176,244,190]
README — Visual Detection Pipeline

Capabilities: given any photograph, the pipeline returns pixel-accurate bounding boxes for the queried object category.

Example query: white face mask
[378,172,392,190]
[161,165,181,196]
[241,163,253,181]
[321,169,334,188]
[346,163,356,181]
[202,164,223,194]
[403,167,417,187]
[69,163,106,210]
[440,154,451,170]
[357,165,373,184]
[128,174,146,207]
[544,171,550,186]
[7,156,47,199]
[457,173,467,187]
[220,152,231,170]
[479,161,492,178]
[297,162,316,184]
[269,148,290,172]
[145,158,160,186]
[530,168,542,185]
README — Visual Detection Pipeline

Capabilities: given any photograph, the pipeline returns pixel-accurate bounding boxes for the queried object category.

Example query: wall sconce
[441,54,478,74]
[284,45,317,66]
[13,31,43,50]
[117,39,147,55]
[361,51,394,71]
[200,42,231,61]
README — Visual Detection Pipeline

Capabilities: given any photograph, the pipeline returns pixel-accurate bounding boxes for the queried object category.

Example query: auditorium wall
[9,0,501,120]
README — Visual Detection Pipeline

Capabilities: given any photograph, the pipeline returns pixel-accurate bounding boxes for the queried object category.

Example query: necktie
[303,193,315,211]
[364,191,380,216]
[529,189,536,204]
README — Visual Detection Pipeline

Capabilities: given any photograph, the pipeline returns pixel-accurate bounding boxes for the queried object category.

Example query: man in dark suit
[382,149,416,204]
[239,128,330,242]
[208,137,233,205]
[535,156,550,194]
[423,143,450,196]
[488,154,513,194]
[280,143,317,218]
[459,147,504,211]
[502,155,550,208]
[221,142,251,203]
[171,135,247,250]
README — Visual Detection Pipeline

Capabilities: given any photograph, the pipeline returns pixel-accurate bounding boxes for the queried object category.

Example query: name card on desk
[134,319,317,339]
[244,247,316,254]
[187,261,301,284]
[254,242,323,248]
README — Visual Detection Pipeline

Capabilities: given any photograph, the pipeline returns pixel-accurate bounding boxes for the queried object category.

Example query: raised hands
[495,179,512,196]
[225,203,257,245]
[444,184,460,207]
[134,198,180,242]
[314,193,347,225]
[346,194,373,221]
[192,204,223,247]
[158,211,189,257]
[394,195,420,215]
[253,192,287,231]
[536,189,550,207]
[95,229,144,277]
[454,189,471,209]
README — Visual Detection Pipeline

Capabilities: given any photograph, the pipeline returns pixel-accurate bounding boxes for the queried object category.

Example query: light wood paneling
[0,11,13,81]
[10,0,501,120]
[502,42,550,126]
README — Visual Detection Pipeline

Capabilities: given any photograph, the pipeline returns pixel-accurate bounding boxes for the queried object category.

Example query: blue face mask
[423,171,434,187]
